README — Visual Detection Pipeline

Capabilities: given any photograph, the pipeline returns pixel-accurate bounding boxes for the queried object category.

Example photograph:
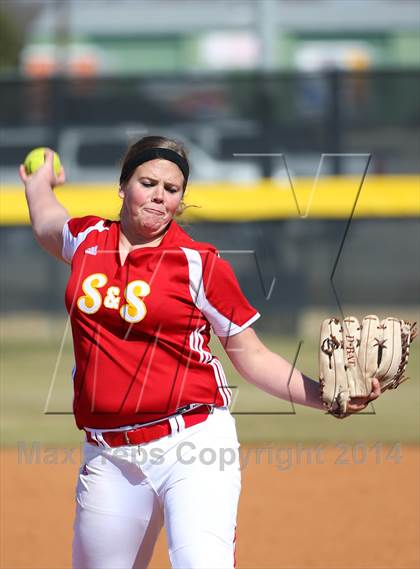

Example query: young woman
[20,136,380,569]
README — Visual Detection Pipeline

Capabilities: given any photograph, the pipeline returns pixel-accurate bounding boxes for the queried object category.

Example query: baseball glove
[319,315,417,418]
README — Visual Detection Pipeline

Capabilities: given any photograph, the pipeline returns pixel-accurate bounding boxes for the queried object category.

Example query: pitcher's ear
[176,200,186,216]
[118,185,125,199]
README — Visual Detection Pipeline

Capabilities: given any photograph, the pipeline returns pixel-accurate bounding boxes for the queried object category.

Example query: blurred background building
[4,0,420,76]
[0,0,419,334]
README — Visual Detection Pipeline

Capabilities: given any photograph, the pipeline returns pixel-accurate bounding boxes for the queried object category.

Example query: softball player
[20,136,380,569]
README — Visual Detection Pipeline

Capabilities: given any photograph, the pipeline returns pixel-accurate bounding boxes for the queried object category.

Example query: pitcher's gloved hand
[319,315,417,418]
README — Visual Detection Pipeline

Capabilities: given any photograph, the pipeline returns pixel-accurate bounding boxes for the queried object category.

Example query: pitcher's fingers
[19,164,28,182]
[369,378,381,400]
[55,166,66,185]
[44,149,54,170]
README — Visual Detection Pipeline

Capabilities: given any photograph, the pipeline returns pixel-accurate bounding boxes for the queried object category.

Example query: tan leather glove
[319,315,417,418]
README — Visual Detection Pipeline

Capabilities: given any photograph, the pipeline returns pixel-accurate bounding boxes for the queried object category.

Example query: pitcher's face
[119,159,184,237]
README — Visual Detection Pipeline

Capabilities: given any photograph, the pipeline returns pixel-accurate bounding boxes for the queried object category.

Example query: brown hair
[119,135,190,192]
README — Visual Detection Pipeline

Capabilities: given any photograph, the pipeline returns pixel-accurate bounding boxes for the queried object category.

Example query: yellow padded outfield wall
[1,175,419,225]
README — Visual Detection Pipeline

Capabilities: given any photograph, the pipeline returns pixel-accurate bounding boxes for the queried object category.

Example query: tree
[0,7,24,71]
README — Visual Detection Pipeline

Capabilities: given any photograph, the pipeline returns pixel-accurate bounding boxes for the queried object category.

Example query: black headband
[120,148,189,185]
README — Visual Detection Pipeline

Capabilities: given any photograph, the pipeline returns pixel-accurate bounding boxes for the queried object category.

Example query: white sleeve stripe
[62,219,109,263]
[189,329,197,359]
[212,358,232,401]
[195,329,204,363]
[196,326,212,363]
[210,359,230,406]
[181,247,260,337]
[209,360,227,405]
[217,312,261,337]
[188,326,231,405]
[189,327,212,365]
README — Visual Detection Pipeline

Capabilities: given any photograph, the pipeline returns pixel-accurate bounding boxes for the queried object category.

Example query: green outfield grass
[1,334,419,446]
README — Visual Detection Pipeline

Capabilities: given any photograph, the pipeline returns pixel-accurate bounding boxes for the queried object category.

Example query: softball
[23,147,62,176]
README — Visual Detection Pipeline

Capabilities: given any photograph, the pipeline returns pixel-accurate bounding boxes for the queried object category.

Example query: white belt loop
[169,417,179,435]
[89,430,99,445]
[176,414,186,432]
[95,431,111,448]
[90,430,111,448]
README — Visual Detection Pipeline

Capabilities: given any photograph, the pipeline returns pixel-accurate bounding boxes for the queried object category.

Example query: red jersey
[62,216,260,429]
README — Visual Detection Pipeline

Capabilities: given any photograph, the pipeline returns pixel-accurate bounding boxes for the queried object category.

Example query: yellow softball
[23,147,62,176]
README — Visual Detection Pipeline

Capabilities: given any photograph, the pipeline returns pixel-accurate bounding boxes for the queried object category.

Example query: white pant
[72,407,241,569]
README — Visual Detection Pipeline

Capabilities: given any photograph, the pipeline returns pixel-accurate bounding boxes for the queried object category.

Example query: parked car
[0,125,261,185]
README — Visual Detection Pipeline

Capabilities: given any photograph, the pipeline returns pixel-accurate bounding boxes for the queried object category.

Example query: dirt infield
[1,445,419,569]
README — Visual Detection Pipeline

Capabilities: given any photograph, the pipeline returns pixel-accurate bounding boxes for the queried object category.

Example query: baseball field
[1,325,419,568]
